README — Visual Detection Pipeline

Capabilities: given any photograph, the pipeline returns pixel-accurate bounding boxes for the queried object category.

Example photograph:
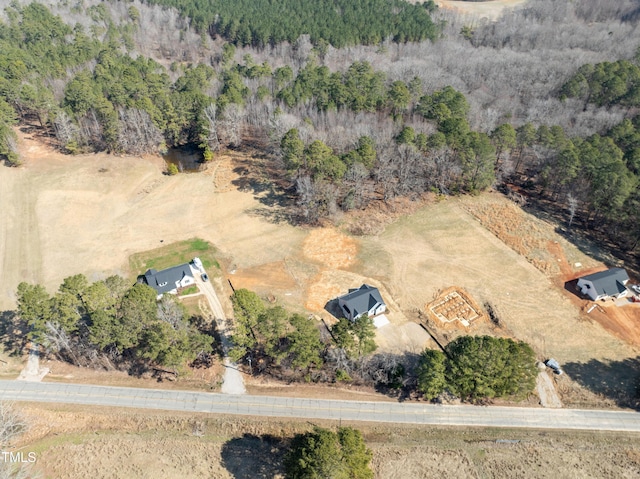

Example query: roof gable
[580,268,629,296]
[143,263,193,294]
[338,284,385,317]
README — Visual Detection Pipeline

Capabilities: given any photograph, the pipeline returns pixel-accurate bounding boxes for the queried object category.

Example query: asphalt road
[1,380,640,432]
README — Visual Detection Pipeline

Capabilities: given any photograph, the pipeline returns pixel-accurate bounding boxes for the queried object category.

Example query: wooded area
[1,1,639,263]
[13,275,214,372]
[146,0,439,48]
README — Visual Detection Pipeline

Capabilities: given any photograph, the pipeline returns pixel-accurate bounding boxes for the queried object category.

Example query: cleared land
[432,0,527,20]
[11,403,640,479]
[1,130,638,406]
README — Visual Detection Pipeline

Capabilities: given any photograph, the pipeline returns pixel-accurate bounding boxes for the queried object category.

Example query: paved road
[1,381,639,432]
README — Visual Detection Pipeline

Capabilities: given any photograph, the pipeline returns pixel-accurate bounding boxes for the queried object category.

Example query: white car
[631,284,640,294]
[192,257,204,273]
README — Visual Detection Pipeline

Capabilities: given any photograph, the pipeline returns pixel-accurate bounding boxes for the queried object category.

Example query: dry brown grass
[14,403,640,479]
[432,0,527,20]
[360,196,635,365]
[460,196,557,275]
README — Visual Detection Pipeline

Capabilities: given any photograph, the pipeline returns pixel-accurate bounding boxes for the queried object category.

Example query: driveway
[193,271,246,394]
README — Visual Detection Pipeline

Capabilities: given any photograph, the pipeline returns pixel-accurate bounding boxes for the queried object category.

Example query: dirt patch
[302,227,358,269]
[230,261,298,294]
[433,0,527,20]
[304,269,358,313]
[580,299,640,348]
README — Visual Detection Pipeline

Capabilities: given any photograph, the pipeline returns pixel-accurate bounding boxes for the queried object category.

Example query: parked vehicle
[545,358,563,375]
[201,273,209,282]
[192,257,204,273]
[631,284,640,294]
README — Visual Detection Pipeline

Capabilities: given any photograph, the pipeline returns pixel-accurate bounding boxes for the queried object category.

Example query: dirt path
[16,347,49,382]
[193,273,246,395]
[536,371,562,408]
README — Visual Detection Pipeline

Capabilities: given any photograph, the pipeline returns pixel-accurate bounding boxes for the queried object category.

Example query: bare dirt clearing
[14,404,640,479]
[432,0,527,20]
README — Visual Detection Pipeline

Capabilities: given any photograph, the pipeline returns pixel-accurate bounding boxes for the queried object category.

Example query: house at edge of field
[138,263,196,298]
[576,268,630,301]
[337,284,386,320]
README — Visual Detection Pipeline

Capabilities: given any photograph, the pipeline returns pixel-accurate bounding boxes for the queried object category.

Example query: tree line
[146,0,439,48]
[15,275,213,372]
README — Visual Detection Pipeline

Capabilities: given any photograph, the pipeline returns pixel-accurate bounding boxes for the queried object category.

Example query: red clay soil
[551,241,640,348]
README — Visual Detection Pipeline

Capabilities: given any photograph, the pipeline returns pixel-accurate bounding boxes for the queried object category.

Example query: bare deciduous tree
[0,403,26,448]
[218,104,245,148]
[567,192,579,228]
[53,110,79,148]
[116,108,163,155]
[202,103,220,151]
[157,295,187,330]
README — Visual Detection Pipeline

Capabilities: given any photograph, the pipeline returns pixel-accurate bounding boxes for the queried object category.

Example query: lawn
[128,238,220,279]
[179,285,199,296]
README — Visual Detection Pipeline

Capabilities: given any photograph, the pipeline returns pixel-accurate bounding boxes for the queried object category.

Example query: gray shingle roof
[580,268,629,297]
[338,284,385,318]
[142,263,193,294]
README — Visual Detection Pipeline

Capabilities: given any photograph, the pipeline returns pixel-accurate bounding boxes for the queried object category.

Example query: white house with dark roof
[576,268,629,301]
[139,263,196,298]
[337,284,386,321]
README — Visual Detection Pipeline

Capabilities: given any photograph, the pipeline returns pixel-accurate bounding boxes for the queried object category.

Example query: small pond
[162,145,205,173]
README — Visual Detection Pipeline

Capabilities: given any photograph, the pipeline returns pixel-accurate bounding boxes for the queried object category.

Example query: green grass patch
[129,238,220,279]
[179,285,199,296]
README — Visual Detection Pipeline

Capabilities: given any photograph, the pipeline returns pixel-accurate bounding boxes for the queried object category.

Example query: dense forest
[145,0,440,47]
[1,0,640,264]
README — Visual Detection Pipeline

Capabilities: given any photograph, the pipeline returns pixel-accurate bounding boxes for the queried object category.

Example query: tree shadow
[515,193,639,274]
[0,310,27,355]
[231,167,272,194]
[563,357,640,410]
[245,204,297,226]
[221,434,286,479]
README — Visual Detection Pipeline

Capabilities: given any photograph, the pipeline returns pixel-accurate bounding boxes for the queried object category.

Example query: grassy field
[14,403,640,479]
[128,238,219,279]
